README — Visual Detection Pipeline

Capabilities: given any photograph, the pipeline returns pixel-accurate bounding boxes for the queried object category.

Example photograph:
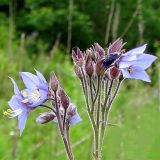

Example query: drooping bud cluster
[72,39,125,80]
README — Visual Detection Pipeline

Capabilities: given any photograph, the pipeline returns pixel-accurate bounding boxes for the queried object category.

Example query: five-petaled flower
[118,44,157,82]
[6,70,49,135]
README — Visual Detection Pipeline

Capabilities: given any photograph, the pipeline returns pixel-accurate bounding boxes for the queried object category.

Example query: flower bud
[108,66,121,79]
[36,112,55,124]
[96,59,106,76]
[59,89,69,109]
[94,43,105,58]
[49,73,59,92]
[72,48,84,67]
[85,55,94,77]
[74,65,83,79]
[108,38,124,54]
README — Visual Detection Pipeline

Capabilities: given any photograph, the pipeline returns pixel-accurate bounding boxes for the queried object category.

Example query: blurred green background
[0,0,159,160]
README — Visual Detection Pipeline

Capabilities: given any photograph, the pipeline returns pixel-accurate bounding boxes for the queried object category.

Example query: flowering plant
[4,71,81,160]
[4,38,157,160]
[72,38,157,160]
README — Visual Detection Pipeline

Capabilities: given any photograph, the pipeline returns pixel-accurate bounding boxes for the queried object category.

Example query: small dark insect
[102,53,119,68]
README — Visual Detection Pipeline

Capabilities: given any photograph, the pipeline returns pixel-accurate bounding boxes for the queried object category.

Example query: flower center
[128,67,133,73]
[21,89,40,104]
[31,90,40,101]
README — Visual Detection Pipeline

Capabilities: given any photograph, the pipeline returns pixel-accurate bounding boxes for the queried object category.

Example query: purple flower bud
[85,54,94,77]
[59,89,69,109]
[108,66,121,79]
[50,73,59,92]
[74,65,83,79]
[36,112,55,124]
[94,43,105,58]
[72,48,84,67]
[108,38,125,54]
[96,59,106,76]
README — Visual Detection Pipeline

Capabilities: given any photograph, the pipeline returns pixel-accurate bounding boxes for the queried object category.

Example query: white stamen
[7,109,22,118]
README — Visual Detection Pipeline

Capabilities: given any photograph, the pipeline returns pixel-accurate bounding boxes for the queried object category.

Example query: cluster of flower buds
[72,39,123,80]
[72,38,157,82]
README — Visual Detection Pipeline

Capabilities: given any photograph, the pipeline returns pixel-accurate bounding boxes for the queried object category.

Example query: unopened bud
[85,55,94,76]
[72,48,84,67]
[108,38,124,54]
[94,43,105,58]
[50,73,59,92]
[108,66,121,79]
[96,59,106,76]
[36,112,55,124]
[59,89,69,109]
[74,65,83,79]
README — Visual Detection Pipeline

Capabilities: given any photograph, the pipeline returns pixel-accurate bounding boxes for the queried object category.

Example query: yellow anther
[22,99,29,103]
[3,111,8,116]
[7,109,12,113]
[22,91,27,97]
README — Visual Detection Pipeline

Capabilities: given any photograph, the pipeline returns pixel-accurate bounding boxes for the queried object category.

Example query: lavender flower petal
[20,72,39,89]
[120,68,132,78]
[125,44,147,56]
[134,54,157,69]
[18,110,29,135]
[35,69,47,83]
[8,95,24,110]
[70,113,82,126]
[129,66,151,82]
[9,77,21,96]
[121,66,151,82]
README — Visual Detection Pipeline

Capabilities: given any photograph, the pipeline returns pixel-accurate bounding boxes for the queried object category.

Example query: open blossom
[6,70,49,134]
[118,44,157,82]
